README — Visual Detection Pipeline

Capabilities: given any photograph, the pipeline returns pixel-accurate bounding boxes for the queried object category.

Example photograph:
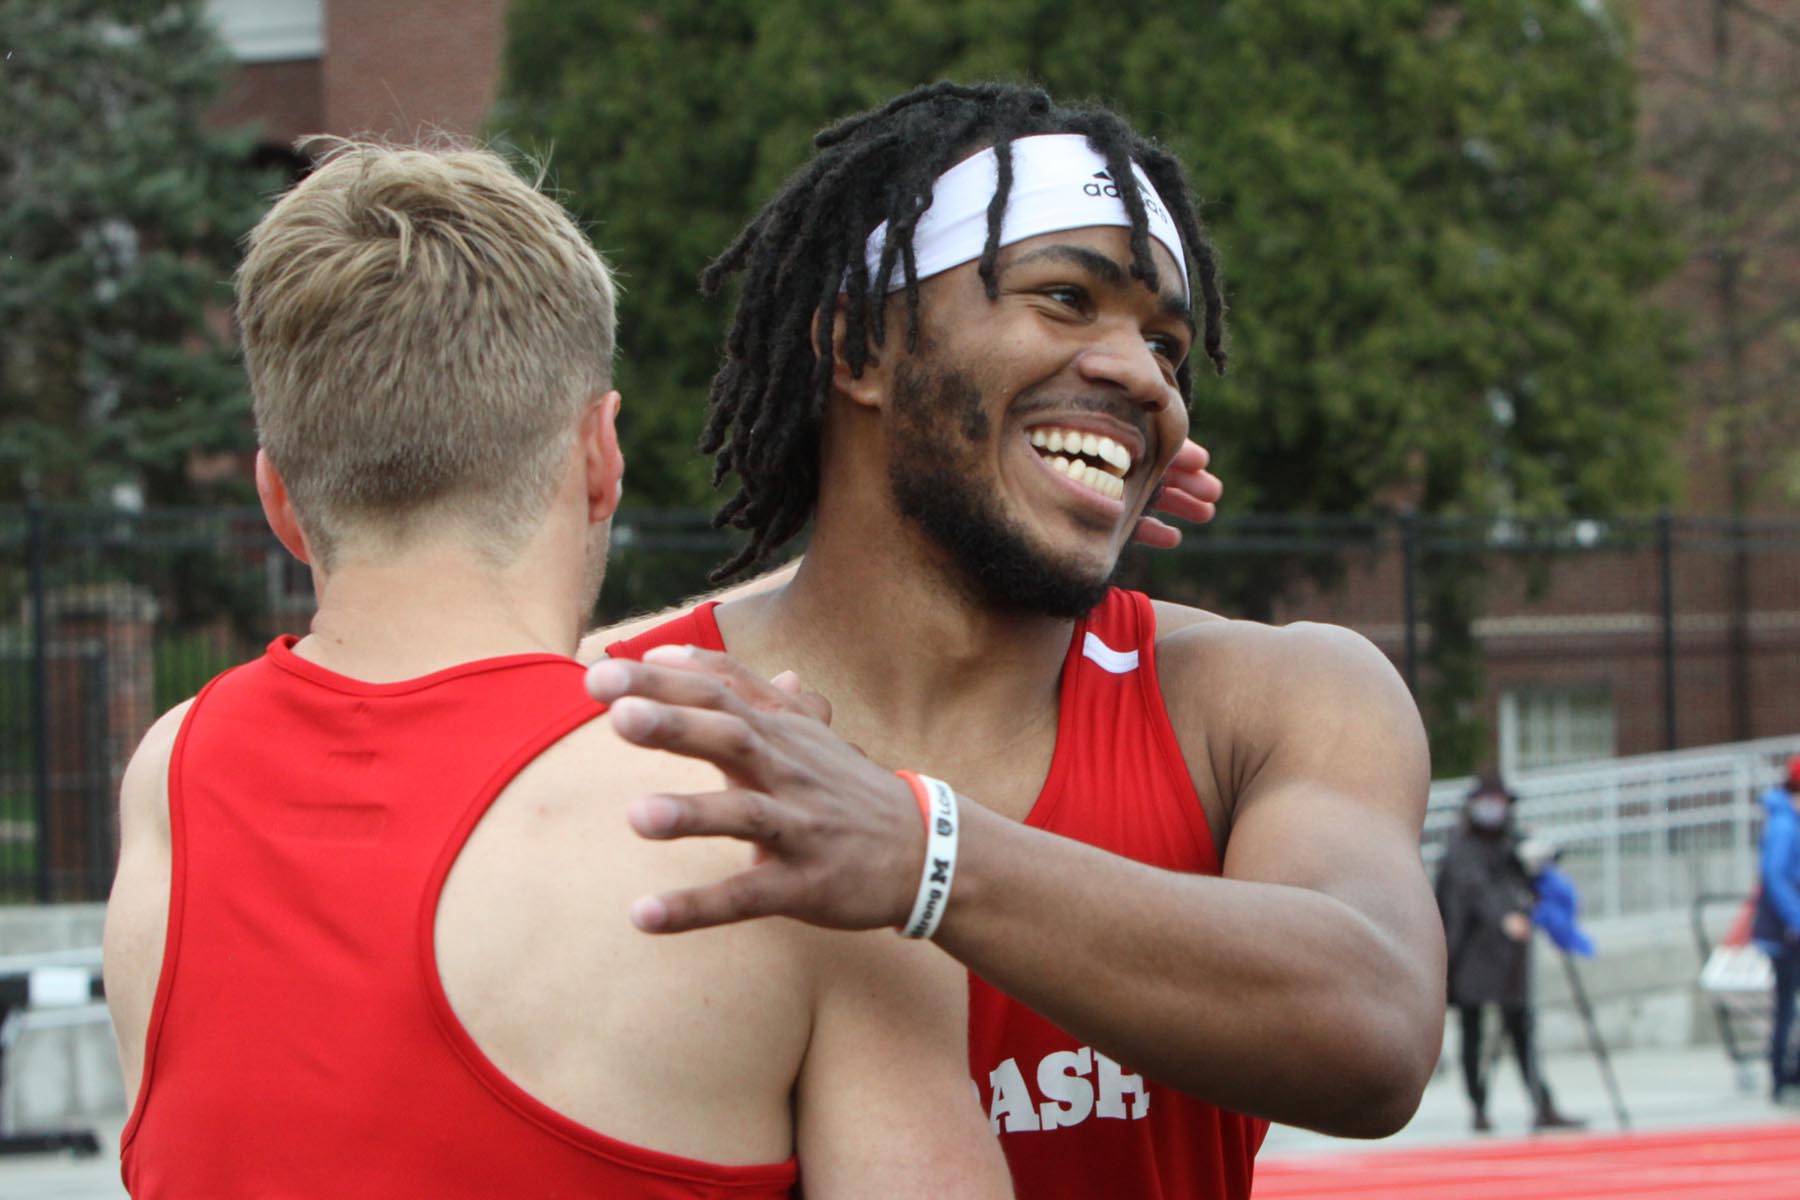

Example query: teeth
[1044,456,1123,500]
[1029,425,1138,498]
[1029,426,1134,477]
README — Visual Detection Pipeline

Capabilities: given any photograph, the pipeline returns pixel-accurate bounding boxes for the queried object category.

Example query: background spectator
[1752,755,1800,1101]
[1435,771,1585,1133]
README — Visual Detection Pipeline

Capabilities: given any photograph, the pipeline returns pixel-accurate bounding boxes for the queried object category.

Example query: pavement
[1262,1040,1791,1156]
[0,1043,1792,1198]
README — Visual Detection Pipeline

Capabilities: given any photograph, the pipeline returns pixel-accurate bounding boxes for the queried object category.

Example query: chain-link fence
[4,504,1799,901]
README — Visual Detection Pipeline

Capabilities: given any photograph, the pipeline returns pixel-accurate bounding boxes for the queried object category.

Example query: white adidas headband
[860,133,1188,301]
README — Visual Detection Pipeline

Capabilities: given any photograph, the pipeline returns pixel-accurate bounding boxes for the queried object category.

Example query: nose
[1072,324,1178,415]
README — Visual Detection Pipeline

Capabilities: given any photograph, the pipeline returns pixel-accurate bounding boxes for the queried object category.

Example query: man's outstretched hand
[1134,438,1221,549]
[585,645,928,934]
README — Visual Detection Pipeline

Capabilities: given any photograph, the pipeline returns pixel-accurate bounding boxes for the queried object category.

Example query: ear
[826,298,888,412]
[582,389,625,523]
[254,450,312,564]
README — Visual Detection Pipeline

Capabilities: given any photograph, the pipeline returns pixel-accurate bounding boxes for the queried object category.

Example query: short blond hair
[237,138,616,565]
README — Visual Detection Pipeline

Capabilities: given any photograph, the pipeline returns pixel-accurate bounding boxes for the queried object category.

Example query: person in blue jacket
[1753,755,1800,1101]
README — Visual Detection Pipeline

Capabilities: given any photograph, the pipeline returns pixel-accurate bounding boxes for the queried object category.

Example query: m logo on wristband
[898,771,960,939]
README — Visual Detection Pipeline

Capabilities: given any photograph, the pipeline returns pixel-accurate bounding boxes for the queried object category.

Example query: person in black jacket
[1434,771,1584,1133]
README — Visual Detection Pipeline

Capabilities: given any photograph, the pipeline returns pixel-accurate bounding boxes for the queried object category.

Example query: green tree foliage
[496,0,1682,770]
[0,0,274,504]
[497,0,1678,515]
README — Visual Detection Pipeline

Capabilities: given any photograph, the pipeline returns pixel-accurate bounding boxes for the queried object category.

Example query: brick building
[206,0,508,150]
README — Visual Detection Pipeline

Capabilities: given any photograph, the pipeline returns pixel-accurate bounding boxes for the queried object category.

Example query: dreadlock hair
[697,80,1227,580]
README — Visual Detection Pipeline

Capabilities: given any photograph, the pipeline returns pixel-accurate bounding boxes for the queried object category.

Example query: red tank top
[608,588,1269,1199]
[120,637,798,1199]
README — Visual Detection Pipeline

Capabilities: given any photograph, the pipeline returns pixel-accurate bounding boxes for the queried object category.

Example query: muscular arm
[934,623,1442,1135]
[102,700,189,1105]
[596,626,1441,1137]
[792,933,1013,1199]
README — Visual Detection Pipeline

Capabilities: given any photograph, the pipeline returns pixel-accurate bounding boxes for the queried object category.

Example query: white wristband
[897,771,959,940]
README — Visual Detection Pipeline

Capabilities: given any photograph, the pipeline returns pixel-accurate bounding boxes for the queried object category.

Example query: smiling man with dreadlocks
[589,82,1444,1199]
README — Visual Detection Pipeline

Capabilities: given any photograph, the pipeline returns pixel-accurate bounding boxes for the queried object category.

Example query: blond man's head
[238,138,616,567]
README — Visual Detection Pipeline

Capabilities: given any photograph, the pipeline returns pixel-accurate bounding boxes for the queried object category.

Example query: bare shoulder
[1156,608,1406,706]
[1149,597,1229,636]
[1153,611,1423,820]
[117,699,193,838]
[462,713,791,920]
[436,710,820,1161]
[575,561,801,663]
[105,698,194,1103]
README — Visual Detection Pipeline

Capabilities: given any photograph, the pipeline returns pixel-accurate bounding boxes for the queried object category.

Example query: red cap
[1787,755,1800,789]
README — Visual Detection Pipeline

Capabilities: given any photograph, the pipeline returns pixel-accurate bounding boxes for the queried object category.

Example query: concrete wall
[1531,912,1730,1054]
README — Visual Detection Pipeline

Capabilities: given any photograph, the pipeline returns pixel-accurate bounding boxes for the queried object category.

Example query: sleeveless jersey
[608,588,1269,1199]
[121,637,798,1199]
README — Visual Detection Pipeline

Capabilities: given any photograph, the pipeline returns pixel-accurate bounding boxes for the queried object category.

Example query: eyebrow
[1006,243,1192,324]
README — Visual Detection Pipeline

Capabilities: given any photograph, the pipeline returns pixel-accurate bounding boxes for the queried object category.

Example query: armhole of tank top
[413,690,796,1185]
[1132,590,1223,874]
[118,667,232,1155]
[415,691,604,1052]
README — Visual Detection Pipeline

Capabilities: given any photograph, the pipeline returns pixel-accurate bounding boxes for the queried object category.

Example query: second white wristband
[898,772,960,940]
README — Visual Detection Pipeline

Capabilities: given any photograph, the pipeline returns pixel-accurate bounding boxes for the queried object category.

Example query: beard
[886,357,1120,619]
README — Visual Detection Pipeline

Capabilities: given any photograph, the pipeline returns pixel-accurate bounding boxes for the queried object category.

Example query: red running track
[1253,1123,1800,1199]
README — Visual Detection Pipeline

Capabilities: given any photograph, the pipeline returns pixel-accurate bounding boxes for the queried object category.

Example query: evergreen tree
[0,0,275,504]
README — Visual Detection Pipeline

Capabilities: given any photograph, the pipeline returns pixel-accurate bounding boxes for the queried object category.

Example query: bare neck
[721,499,1076,755]
[294,532,588,684]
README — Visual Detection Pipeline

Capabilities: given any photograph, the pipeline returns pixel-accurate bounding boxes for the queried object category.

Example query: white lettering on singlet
[983,1046,1149,1134]
[1037,1047,1094,1128]
[988,1057,1041,1133]
[1095,1049,1150,1120]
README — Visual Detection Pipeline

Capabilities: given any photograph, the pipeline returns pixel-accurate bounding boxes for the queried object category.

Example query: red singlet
[609,588,1269,1200]
[121,637,798,1199]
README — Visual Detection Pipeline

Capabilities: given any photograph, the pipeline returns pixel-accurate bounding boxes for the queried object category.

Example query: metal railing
[1424,735,1800,921]
[5,502,1800,901]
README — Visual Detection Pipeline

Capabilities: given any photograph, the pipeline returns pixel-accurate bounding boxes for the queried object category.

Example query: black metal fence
[5,503,1800,902]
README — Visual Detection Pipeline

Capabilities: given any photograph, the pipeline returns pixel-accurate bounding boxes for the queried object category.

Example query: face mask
[1468,796,1509,830]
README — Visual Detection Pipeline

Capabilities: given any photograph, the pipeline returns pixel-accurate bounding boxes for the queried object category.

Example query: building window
[1499,684,1615,775]
[206,0,323,63]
